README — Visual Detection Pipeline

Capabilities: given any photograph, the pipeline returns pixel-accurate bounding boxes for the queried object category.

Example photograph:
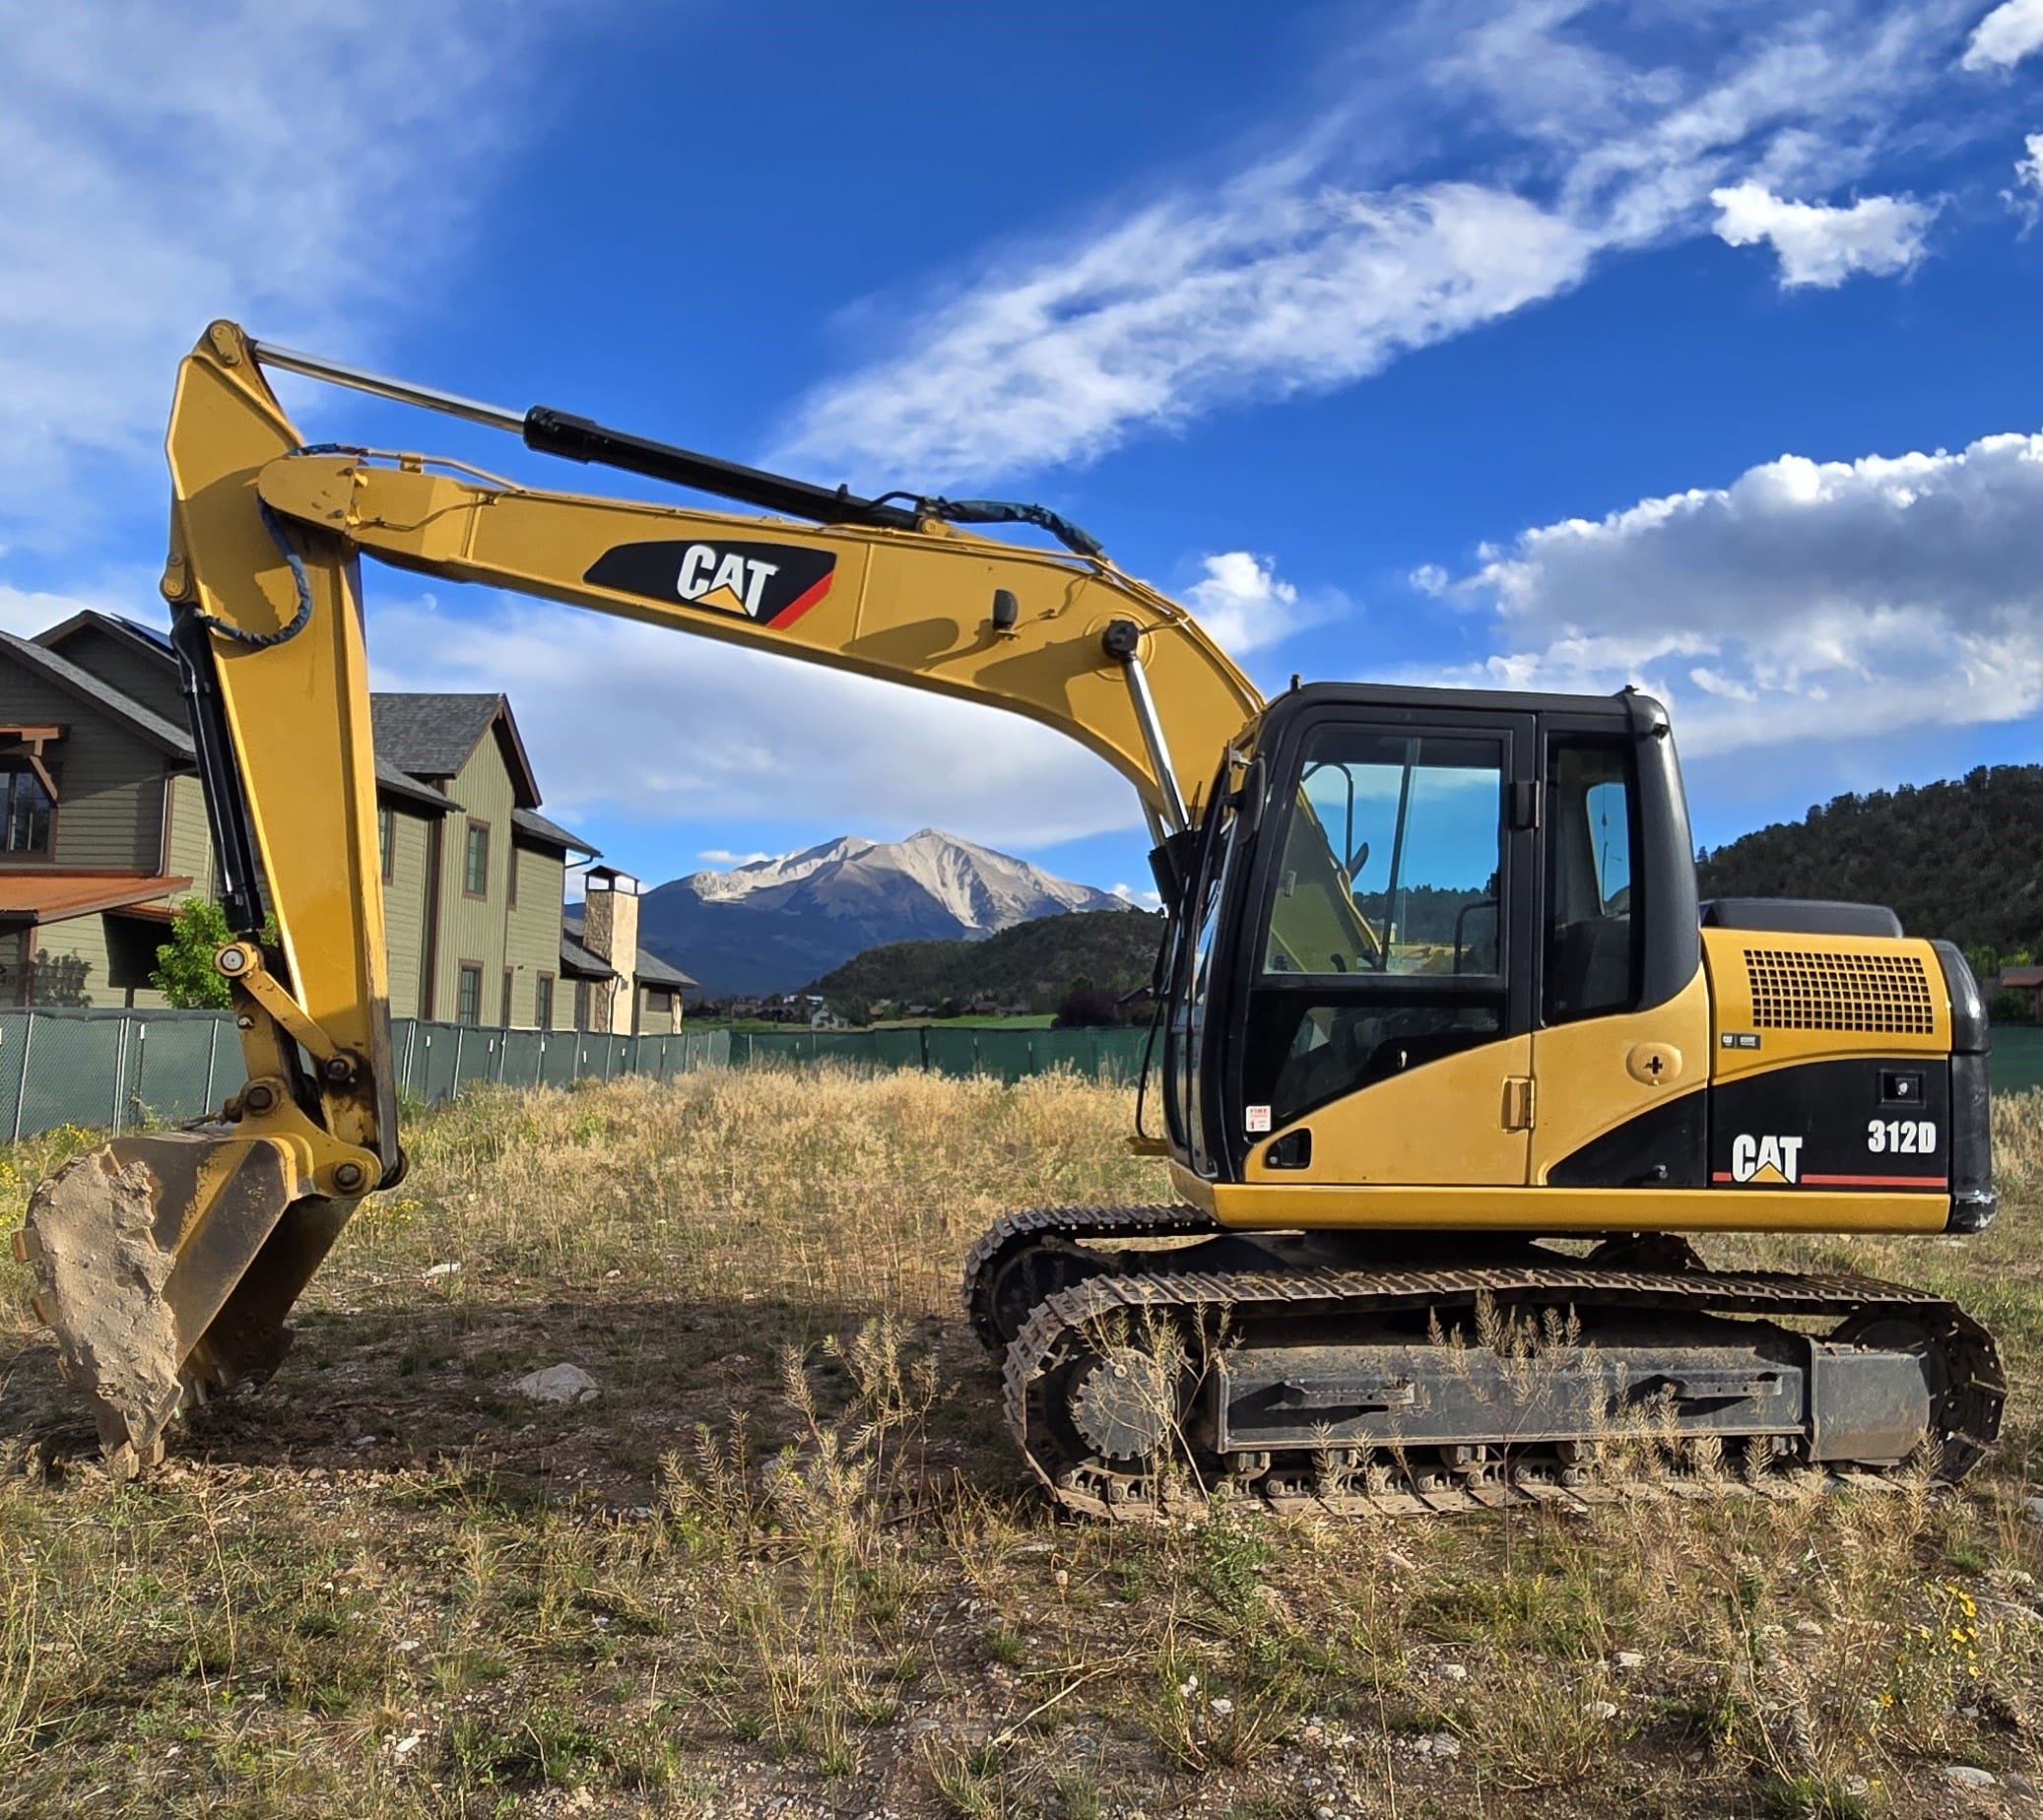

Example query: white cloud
[364,594,1143,850]
[1431,430,2043,755]
[0,584,103,640]
[1710,180,1938,286]
[773,3,1973,488]
[2010,131,2043,224]
[1111,883,1163,910]
[1182,552,1313,655]
[697,850,771,866]
[0,2,550,544]
[1962,0,2043,71]
[774,174,1596,488]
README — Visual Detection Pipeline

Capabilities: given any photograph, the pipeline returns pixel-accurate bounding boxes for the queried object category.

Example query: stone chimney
[580,865,640,1034]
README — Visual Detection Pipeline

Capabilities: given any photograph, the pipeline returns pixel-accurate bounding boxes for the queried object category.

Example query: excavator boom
[15,321,1260,1469]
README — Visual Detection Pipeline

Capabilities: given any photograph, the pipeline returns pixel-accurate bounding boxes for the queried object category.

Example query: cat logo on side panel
[1730,1133,1802,1184]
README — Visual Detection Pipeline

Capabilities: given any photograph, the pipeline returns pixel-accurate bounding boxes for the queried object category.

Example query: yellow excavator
[14,322,2003,1515]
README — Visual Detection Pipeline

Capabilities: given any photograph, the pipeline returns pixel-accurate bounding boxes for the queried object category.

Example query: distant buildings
[0,612,694,1029]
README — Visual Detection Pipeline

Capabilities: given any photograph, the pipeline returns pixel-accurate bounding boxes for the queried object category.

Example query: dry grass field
[3,1066,2043,1818]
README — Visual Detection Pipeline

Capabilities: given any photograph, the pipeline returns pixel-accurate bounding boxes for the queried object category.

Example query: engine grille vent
[1742,946,1935,1035]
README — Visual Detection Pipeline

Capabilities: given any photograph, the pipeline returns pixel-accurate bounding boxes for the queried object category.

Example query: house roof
[371,693,541,808]
[512,806,598,856]
[0,631,194,757]
[560,914,696,989]
[377,766,458,813]
[20,618,459,815]
[35,608,174,664]
[559,931,614,979]
[2002,967,2043,988]
[0,873,193,923]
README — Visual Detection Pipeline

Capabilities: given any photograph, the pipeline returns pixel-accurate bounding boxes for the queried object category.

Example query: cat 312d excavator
[15,322,2003,1516]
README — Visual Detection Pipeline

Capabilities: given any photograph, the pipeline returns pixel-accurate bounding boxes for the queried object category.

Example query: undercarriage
[963,1207,2005,1520]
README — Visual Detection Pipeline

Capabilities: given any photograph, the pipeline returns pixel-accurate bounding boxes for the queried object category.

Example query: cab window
[1263,731,1504,979]
[1544,741,1638,1023]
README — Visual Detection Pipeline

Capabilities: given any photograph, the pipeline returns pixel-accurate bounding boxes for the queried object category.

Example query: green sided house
[0,613,693,1030]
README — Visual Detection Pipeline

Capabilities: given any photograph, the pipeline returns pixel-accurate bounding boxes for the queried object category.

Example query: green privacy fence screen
[728,1024,1153,1082]
[0,1010,1153,1141]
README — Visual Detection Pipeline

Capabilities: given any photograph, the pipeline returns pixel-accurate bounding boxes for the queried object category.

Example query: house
[561,867,696,1036]
[1,612,693,1028]
[368,691,594,1026]
[1999,966,2043,1018]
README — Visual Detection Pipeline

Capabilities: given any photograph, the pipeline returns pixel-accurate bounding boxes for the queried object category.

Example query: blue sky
[2,0,2041,902]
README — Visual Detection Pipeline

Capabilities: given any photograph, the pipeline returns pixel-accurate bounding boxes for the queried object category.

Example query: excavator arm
[14,321,1262,1469]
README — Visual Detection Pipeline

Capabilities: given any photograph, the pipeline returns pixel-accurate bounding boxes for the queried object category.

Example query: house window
[573,979,591,1031]
[535,973,555,1031]
[378,807,394,882]
[2,765,54,855]
[507,843,519,908]
[463,820,490,898]
[456,962,483,1026]
[501,967,515,1025]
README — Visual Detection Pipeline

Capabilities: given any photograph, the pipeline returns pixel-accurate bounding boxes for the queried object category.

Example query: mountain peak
[640,830,1126,996]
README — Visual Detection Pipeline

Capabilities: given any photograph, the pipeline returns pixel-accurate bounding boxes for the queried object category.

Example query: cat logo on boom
[1730,1133,1804,1185]
[581,538,837,626]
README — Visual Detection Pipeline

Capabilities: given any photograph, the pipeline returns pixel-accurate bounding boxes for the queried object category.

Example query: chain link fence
[0,1010,1153,1141]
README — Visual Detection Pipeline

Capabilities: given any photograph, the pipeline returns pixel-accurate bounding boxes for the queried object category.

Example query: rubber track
[961,1203,1219,1351]
[1000,1258,2006,1521]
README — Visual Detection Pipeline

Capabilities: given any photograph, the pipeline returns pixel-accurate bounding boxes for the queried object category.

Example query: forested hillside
[809,908,1165,1018]
[1696,765,2043,961]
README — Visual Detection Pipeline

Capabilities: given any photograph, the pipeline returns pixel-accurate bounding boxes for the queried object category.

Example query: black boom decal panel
[584,540,837,626]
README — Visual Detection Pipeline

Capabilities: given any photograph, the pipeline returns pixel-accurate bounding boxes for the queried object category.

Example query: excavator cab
[1162,682,1701,1201]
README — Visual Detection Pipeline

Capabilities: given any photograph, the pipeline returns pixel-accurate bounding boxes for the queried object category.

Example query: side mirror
[1348,839,1370,877]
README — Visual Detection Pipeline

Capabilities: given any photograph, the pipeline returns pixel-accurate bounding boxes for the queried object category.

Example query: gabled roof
[0,631,193,756]
[512,806,598,856]
[35,608,174,664]
[372,693,541,808]
[560,914,696,989]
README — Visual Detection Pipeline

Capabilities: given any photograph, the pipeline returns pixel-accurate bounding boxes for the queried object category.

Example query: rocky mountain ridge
[637,829,1125,996]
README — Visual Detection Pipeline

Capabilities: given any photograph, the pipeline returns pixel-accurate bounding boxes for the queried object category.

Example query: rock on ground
[514,1363,600,1404]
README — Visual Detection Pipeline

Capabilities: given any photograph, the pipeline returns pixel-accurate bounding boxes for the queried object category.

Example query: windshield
[1264,730,1504,978]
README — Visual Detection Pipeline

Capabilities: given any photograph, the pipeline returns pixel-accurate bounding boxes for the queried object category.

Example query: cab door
[1530,729,1710,1188]
[1227,704,1539,1187]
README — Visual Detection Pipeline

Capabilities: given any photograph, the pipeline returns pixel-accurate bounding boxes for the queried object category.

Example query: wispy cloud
[1961,0,2043,71]
[697,849,771,867]
[0,1,556,549]
[774,2,1988,488]
[2010,131,2043,226]
[773,175,1596,488]
[1428,428,2043,754]
[1710,181,1938,286]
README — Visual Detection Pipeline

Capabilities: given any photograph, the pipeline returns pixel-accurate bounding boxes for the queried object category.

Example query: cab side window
[1544,741,1638,1024]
